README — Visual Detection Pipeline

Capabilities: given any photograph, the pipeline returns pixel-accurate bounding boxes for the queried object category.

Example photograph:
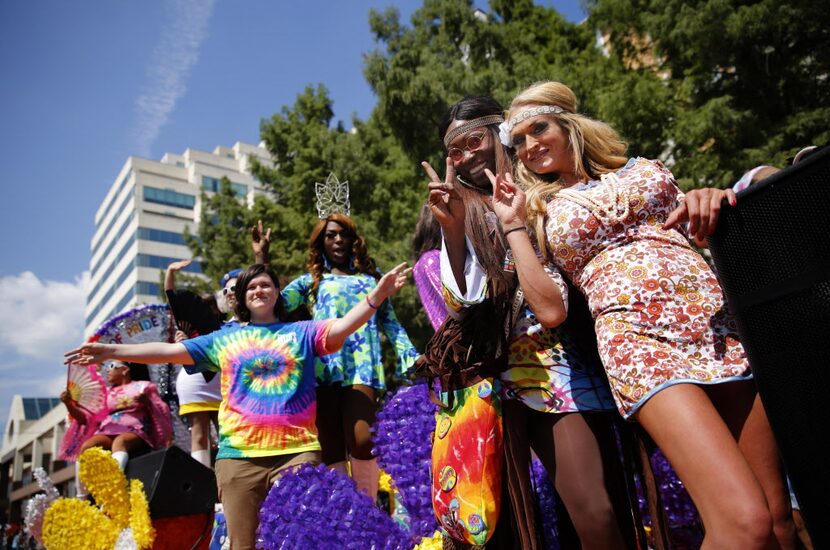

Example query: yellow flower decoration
[42,499,120,550]
[413,530,443,550]
[79,447,130,528]
[378,470,395,495]
[41,448,156,550]
[129,479,155,549]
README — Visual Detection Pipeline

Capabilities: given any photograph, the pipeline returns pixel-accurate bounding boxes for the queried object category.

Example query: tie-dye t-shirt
[182,320,336,459]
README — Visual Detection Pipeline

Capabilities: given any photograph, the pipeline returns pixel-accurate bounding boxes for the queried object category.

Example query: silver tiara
[315,172,350,218]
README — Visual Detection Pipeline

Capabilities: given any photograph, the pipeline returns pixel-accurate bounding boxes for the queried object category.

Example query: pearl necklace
[557,172,631,225]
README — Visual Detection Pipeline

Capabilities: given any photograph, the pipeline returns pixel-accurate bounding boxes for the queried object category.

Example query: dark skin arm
[59,390,88,424]
[251,220,272,265]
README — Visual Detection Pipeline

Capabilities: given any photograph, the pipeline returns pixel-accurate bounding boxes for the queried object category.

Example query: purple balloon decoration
[371,382,438,539]
[258,464,408,549]
[530,458,560,550]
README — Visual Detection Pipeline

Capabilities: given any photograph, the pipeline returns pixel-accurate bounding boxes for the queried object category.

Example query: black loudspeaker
[707,145,830,548]
[125,446,218,517]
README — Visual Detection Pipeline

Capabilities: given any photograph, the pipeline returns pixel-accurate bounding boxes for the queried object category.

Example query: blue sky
[0,0,585,430]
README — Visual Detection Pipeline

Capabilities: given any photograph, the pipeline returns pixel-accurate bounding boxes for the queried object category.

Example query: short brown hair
[233,264,287,322]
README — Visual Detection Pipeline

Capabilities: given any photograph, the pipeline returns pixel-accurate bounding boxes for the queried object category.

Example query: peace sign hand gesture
[485,169,526,231]
[422,157,465,239]
[251,219,272,264]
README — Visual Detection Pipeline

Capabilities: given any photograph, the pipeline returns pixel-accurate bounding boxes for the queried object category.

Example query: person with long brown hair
[281,213,419,500]
[489,80,794,549]
[423,96,634,549]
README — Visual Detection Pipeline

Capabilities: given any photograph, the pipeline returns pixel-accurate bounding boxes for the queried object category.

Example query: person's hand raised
[485,169,526,231]
[251,220,272,264]
[423,157,465,238]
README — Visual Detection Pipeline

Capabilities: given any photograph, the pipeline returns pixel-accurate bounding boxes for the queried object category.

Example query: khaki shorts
[215,451,320,550]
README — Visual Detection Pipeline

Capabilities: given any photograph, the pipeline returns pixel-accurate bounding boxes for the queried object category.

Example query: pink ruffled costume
[59,380,172,461]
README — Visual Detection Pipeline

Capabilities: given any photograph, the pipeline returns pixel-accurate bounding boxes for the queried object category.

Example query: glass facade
[201,176,248,197]
[143,186,196,209]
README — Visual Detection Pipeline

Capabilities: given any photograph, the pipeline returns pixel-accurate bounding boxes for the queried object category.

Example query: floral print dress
[544,157,750,418]
[281,272,419,389]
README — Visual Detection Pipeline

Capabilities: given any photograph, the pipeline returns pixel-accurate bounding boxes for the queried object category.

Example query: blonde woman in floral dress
[476,81,795,549]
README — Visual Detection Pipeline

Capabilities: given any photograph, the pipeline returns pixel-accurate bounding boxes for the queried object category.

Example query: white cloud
[0,271,89,361]
[132,0,216,157]
[0,271,89,430]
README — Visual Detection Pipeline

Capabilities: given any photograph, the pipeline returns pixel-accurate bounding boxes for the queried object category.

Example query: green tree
[363,0,672,166]
[185,176,256,284]
[591,0,830,187]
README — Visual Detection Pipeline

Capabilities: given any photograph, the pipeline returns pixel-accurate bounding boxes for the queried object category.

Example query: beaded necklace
[557,172,631,225]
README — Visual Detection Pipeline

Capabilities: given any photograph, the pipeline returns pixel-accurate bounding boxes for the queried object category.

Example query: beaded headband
[443,115,505,148]
[499,105,566,146]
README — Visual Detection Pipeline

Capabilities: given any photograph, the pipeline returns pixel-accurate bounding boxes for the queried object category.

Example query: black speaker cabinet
[125,445,218,517]
[707,145,829,547]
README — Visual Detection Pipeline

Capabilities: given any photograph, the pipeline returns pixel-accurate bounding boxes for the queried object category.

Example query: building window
[137,227,187,246]
[143,186,195,209]
[96,170,133,228]
[136,281,161,297]
[91,213,135,277]
[201,176,248,197]
[136,254,201,272]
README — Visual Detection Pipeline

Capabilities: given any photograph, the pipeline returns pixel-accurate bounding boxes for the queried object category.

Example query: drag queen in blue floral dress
[282,213,419,498]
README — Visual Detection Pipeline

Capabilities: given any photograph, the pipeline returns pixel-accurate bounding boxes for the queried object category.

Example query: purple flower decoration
[530,458,560,550]
[258,464,408,549]
[371,382,438,539]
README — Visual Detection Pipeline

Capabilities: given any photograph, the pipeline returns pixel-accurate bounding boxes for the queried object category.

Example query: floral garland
[41,448,155,549]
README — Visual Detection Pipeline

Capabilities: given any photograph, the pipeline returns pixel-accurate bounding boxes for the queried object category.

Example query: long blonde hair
[508,81,628,255]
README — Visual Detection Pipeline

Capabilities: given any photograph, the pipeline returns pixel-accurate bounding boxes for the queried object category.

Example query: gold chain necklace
[557,172,631,224]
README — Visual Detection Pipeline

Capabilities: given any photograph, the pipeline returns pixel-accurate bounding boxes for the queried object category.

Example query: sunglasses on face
[447,132,487,162]
[106,363,127,371]
[222,285,236,296]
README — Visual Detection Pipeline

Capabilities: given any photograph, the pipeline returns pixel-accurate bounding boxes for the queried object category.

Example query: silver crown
[315,172,350,218]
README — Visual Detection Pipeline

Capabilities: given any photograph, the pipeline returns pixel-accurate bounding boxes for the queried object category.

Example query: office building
[84,142,272,336]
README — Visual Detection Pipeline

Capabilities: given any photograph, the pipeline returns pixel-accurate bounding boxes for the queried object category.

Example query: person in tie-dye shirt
[281,213,419,501]
[65,261,413,550]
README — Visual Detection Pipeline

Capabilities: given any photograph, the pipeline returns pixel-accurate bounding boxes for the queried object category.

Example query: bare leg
[707,382,795,550]
[343,385,378,499]
[188,411,211,451]
[531,412,626,550]
[342,384,377,460]
[635,383,774,549]
[80,434,114,452]
[111,432,147,454]
[316,385,346,464]
[188,411,213,467]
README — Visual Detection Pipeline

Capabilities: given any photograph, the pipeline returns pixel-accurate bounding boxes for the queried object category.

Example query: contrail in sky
[132,0,216,157]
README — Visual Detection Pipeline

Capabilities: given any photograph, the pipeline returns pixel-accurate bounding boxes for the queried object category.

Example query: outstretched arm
[486,169,567,327]
[326,262,412,350]
[165,259,193,291]
[64,342,194,367]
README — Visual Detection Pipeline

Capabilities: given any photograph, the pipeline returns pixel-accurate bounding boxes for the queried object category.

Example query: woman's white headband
[498,105,565,147]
